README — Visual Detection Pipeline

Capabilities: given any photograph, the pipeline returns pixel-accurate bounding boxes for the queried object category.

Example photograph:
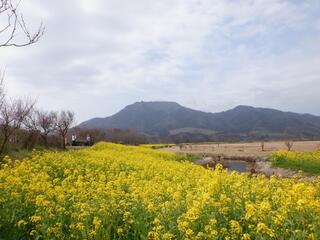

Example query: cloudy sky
[1,0,320,123]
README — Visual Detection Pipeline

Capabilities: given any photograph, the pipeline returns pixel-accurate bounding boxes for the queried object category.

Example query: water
[221,160,255,173]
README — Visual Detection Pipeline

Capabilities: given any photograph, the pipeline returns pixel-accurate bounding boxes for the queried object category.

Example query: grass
[139,143,175,149]
[271,150,320,174]
[173,152,200,162]
[1,144,66,162]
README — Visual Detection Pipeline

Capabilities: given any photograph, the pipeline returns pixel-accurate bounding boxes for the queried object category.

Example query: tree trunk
[41,134,48,148]
[24,130,39,150]
[62,134,66,149]
[0,134,9,157]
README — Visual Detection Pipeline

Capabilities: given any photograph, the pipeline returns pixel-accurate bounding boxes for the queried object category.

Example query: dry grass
[165,140,320,158]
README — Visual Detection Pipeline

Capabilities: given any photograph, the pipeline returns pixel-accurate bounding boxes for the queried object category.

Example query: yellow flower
[230,220,242,234]
[162,232,174,240]
[148,203,155,211]
[92,217,101,229]
[242,233,251,240]
[185,229,194,236]
[0,142,319,239]
[256,223,274,237]
[30,230,37,236]
[76,222,85,231]
[209,218,217,225]
[245,203,255,220]
[178,221,189,231]
[148,231,160,240]
[30,215,41,223]
[18,219,26,227]
[117,227,124,235]
[196,232,205,239]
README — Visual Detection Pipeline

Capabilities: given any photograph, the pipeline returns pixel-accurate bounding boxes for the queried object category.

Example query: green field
[271,150,320,174]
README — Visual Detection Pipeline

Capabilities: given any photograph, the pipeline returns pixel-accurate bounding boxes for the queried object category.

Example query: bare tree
[0,97,34,155]
[22,108,39,149]
[0,71,5,107]
[36,110,57,147]
[0,0,44,47]
[284,140,294,151]
[57,110,74,149]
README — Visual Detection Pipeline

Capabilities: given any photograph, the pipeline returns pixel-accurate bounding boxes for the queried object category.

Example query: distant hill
[78,101,320,141]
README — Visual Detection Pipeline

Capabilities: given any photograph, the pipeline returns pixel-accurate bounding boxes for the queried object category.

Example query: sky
[0,0,320,123]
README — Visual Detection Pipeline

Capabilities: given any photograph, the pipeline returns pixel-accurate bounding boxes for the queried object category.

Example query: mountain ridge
[78,101,320,141]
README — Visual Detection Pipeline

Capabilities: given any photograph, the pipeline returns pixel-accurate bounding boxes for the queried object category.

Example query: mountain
[78,101,320,141]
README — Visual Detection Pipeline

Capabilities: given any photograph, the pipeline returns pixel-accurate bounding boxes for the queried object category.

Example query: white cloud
[316,19,320,31]
[0,0,319,121]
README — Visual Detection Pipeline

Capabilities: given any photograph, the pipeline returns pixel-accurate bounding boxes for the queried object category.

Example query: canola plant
[271,150,320,174]
[0,142,319,239]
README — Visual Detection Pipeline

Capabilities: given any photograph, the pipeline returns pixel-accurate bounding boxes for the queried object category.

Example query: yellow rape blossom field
[271,150,320,174]
[1,142,320,239]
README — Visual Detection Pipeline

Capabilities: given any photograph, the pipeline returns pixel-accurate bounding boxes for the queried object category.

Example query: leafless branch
[0,0,44,47]
[57,110,75,149]
[284,140,294,151]
[0,70,6,109]
[0,96,35,155]
[36,110,57,147]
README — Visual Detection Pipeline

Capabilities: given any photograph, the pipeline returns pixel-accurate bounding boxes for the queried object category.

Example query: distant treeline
[71,127,320,146]
[70,128,149,146]
[0,77,75,159]
[161,132,320,144]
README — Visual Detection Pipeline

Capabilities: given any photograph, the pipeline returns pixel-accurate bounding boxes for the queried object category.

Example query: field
[166,140,320,158]
[271,151,320,174]
[1,142,320,239]
[140,144,176,149]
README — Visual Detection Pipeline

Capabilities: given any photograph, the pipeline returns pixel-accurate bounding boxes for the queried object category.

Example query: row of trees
[1,1,79,159]
[23,109,75,149]
[0,77,75,157]
[71,128,148,146]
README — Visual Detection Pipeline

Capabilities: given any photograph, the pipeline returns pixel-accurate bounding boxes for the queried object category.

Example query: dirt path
[254,159,298,177]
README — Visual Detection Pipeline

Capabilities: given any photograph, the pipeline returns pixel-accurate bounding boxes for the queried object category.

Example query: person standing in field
[86,135,91,146]
[72,135,76,146]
